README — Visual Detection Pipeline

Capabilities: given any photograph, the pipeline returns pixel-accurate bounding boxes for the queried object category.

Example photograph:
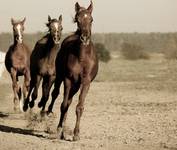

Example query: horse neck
[13,35,19,45]
[45,34,59,61]
[74,29,92,62]
[74,29,81,36]
[13,34,25,46]
[79,43,92,63]
[46,34,57,49]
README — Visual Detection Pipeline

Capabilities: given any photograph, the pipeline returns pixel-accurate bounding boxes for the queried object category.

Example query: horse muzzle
[16,37,23,43]
[53,37,60,44]
[80,35,90,45]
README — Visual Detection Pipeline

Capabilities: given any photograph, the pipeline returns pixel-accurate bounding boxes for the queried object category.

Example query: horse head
[74,1,93,45]
[11,17,26,44]
[46,15,63,44]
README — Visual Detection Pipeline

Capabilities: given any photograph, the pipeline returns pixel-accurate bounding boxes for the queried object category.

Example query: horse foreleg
[10,68,19,112]
[47,78,62,114]
[73,80,90,141]
[38,75,55,111]
[23,78,34,112]
[29,75,42,108]
[60,82,80,139]
[22,68,30,111]
[57,78,71,139]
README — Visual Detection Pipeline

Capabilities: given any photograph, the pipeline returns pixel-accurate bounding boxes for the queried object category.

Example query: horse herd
[4,1,98,141]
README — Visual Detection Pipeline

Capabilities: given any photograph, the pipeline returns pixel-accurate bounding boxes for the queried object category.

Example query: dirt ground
[1,56,177,150]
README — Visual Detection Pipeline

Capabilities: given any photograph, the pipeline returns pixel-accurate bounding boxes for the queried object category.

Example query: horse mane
[74,29,81,36]
[37,34,51,44]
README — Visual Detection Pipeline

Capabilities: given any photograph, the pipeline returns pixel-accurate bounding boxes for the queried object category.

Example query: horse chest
[40,60,55,76]
[69,59,94,81]
[12,51,27,69]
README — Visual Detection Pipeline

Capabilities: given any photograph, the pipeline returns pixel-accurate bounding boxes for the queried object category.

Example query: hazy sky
[0,0,177,33]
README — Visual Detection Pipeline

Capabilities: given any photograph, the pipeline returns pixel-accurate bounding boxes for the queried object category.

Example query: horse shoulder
[22,44,31,54]
[38,36,48,45]
[62,34,79,47]
[31,36,48,59]
[5,45,14,71]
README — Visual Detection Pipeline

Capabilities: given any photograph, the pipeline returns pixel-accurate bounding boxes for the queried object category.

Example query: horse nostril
[54,37,56,40]
[80,35,84,40]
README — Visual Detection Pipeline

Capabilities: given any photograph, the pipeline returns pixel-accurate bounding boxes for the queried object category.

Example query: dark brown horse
[23,15,63,112]
[48,1,98,141]
[5,18,31,112]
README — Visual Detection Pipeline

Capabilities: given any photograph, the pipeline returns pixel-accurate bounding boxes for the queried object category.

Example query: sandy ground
[0,57,177,150]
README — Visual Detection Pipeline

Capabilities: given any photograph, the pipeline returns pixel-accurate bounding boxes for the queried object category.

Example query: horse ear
[21,17,26,25]
[59,15,62,23]
[11,18,15,25]
[75,2,80,12]
[48,15,52,22]
[87,1,93,13]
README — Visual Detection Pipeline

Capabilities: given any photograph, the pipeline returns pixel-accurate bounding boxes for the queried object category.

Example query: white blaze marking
[53,22,60,44]
[16,24,22,43]
[54,22,59,31]
[84,14,88,18]
[19,98,23,112]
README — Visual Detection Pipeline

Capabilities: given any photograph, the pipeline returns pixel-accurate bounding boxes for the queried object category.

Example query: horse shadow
[0,112,9,118]
[0,124,46,138]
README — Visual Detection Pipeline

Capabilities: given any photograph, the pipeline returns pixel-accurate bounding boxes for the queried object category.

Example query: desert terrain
[0,54,177,150]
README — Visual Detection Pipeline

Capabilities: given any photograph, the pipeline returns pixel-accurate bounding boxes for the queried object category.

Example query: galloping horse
[23,15,63,112]
[5,18,31,112]
[48,1,98,141]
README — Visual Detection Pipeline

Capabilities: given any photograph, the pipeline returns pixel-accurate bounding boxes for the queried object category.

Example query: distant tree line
[1,32,177,60]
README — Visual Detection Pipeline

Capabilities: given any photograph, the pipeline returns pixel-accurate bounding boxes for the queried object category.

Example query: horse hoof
[40,110,46,117]
[29,101,34,108]
[57,127,64,139]
[47,106,52,113]
[23,104,28,112]
[73,135,80,141]
[38,101,43,108]
[47,110,53,116]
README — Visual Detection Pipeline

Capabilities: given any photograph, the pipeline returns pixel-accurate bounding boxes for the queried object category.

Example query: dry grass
[97,53,177,83]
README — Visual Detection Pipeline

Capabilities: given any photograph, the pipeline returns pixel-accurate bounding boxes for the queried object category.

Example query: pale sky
[0,0,177,33]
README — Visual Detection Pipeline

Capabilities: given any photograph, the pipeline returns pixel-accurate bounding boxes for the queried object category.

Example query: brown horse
[23,15,63,112]
[48,1,98,141]
[5,18,31,112]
